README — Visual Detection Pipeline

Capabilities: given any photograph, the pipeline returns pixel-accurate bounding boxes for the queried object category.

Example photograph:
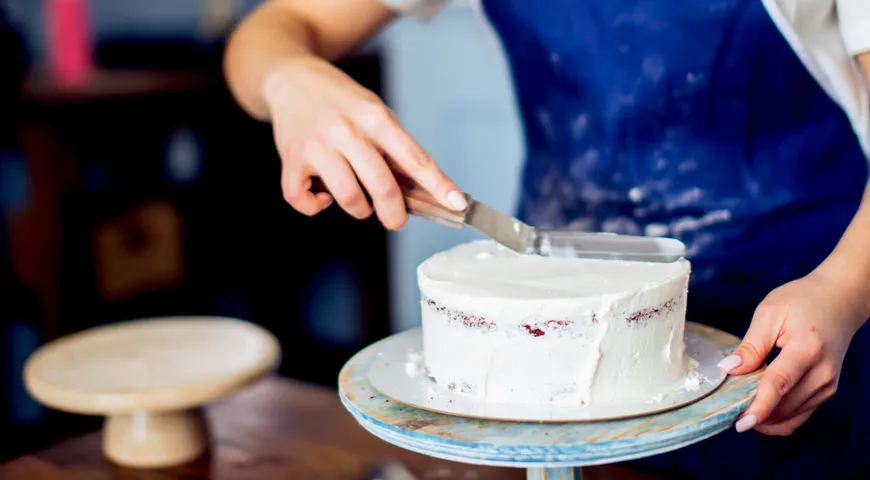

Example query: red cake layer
[424,294,682,335]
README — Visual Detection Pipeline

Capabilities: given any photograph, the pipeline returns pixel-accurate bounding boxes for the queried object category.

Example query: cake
[417,240,692,406]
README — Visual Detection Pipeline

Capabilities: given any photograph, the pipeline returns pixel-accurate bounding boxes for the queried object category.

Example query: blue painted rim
[339,394,742,467]
[338,324,760,467]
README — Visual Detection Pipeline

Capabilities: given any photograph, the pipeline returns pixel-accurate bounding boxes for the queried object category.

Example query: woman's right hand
[262,58,467,230]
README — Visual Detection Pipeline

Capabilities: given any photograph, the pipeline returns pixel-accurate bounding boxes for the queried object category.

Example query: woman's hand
[262,58,467,230]
[718,269,866,435]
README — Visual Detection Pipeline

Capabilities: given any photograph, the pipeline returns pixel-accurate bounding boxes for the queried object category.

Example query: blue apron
[480,0,870,477]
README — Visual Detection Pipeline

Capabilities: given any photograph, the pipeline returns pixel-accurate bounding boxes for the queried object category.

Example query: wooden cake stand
[339,322,762,480]
[24,316,281,468]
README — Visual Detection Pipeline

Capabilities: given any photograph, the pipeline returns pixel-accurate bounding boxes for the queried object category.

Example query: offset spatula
[311,178,686,263]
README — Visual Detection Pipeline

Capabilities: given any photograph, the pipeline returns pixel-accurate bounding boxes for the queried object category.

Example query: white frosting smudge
[404,351,423,377]
[683,369,704,391]
[645,357,708,403]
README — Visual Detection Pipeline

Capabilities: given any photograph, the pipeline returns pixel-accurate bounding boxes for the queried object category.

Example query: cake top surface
[419,240,689,299]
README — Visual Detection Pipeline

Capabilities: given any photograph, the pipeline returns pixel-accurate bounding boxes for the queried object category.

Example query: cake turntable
[339,322,761,479]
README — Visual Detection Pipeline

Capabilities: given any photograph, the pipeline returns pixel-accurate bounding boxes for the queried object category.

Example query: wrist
[813,254,870,330]
[260,61,298,120]
[260,57,324,120]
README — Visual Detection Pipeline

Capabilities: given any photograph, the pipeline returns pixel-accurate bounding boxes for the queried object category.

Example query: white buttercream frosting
[418,240,692,406]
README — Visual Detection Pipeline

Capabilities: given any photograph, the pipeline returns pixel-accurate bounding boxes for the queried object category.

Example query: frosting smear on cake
[418,240,692,406]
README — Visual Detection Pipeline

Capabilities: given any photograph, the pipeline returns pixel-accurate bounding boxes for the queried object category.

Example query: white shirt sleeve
[838,0,870,55]
[378,0,449,20]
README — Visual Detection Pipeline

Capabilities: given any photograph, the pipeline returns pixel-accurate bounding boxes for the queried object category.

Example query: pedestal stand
[24,316,281,468]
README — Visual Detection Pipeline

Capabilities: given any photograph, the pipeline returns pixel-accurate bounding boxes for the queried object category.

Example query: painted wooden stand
[23,317,281,468]
[339,322,762,480]
[528,468,581,479]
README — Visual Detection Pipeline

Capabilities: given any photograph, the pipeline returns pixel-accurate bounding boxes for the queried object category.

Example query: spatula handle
[309,177,470,229]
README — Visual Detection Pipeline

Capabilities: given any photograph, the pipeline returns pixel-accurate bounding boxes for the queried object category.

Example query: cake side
[420,291,609,405]
[418,240,692,406]
[588,272,690,404]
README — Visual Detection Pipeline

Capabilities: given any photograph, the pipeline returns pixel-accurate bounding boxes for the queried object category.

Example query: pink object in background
[44,0,95,85]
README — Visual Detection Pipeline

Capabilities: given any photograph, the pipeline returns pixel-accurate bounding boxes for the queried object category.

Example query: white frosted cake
[418,240,692,406]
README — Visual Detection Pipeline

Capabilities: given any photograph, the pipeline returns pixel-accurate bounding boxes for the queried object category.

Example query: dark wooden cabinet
[1,41,391,459]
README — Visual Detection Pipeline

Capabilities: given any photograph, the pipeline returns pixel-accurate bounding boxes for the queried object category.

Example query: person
[223,0,870,477]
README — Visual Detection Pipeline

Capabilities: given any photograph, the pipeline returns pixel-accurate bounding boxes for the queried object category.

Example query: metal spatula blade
[461,199,685,263]
[462,200,537,254]
[310,178,686,263]
[531,229,686,262]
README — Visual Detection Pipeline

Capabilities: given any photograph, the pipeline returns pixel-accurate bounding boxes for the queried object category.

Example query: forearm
[815,52,870,324]
[816,182,870,327]
[859,51,870,82]
[223,0,394,121]
[223,3,316,121]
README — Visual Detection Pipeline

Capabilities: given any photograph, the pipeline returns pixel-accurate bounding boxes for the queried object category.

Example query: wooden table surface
[0,376,660,479]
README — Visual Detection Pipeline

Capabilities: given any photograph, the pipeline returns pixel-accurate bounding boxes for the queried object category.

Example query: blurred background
[0,0,525,461]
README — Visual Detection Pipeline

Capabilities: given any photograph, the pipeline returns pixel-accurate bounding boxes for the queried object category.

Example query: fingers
[754,408,815,436]
[736,342,816,432]
[306,142,372,220]
[763,363,837,425]
[791,380,837,415]
[356,105,467,211]
[721,307,780,376]
[278,101,461,226]
[281,162,334,216]
[329,119,408,230]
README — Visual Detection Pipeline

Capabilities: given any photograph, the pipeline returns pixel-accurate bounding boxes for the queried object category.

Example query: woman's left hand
[719,269,866,436]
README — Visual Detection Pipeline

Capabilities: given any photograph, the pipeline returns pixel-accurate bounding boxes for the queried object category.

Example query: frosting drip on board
[418,240,692,406]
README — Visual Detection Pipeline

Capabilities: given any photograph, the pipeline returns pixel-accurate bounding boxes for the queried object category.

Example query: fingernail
[735,414,757,433]
[447,190,468,211]
[718,354,743,372]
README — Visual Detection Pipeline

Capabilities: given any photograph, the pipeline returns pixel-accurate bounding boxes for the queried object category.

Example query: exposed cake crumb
[544,319,572,330]
[626,297,679,326]
[521,319,574,337]
[423,297,496,331]
[522,324,546,337]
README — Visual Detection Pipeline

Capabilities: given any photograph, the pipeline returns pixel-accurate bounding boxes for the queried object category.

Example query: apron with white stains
[480,0,870,477]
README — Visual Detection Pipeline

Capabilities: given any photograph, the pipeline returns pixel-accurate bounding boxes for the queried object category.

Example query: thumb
[720,309,777,375]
